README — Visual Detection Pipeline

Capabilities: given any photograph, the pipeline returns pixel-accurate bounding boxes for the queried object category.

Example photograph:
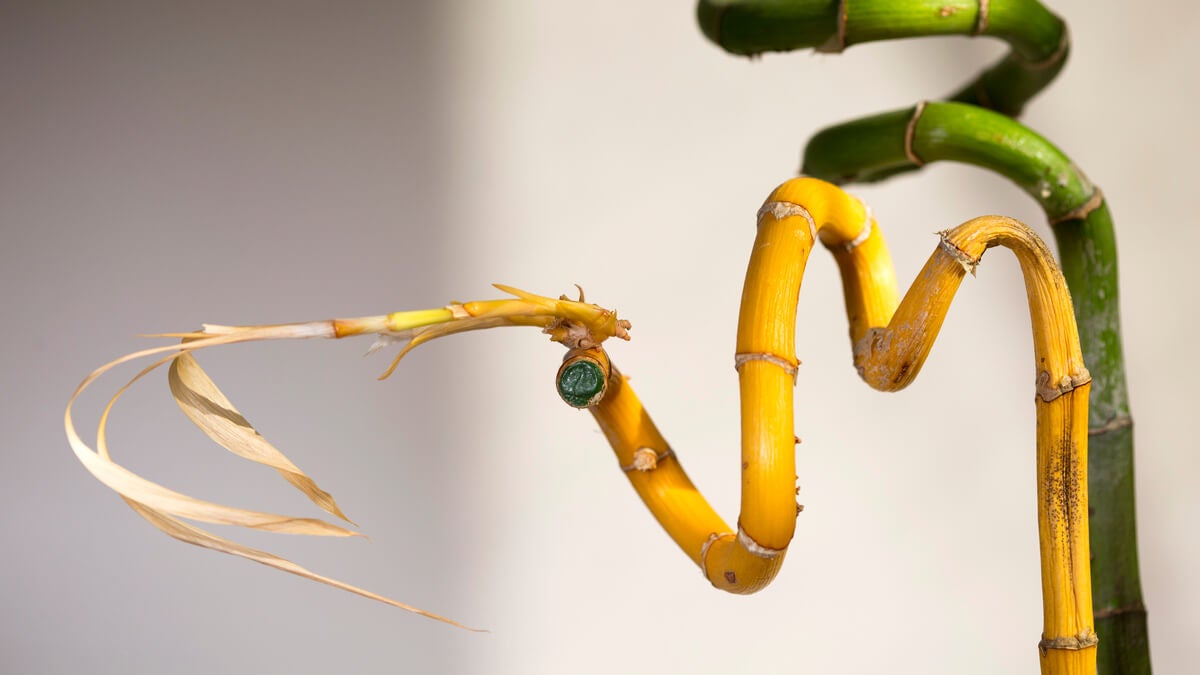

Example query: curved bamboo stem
[585,178,1096,671]
[697,0,1067,116]
[698,3,1146,670]
[804,100,1145,674]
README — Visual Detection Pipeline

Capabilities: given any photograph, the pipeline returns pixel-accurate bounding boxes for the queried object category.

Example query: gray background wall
[3,1,1196,673]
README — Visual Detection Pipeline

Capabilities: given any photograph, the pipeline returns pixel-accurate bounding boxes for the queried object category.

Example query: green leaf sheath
[697,0,1066,115]
[697,2,1149,672]
[805,99,1148,675]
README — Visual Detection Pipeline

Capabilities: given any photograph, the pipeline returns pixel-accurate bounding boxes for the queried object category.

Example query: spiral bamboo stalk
[584,177,1096,672]
[698,2,1147,671]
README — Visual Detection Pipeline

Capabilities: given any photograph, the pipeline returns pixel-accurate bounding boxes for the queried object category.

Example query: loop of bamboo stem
[587,178,1096,672]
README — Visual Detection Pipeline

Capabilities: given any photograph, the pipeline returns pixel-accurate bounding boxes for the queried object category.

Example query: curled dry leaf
[65,286,630,631]
[168,352,353,524]
[65,328,481,631]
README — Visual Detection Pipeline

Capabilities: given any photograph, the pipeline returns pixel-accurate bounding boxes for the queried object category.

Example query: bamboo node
[937,231,980,275]
[1012,24,1070,72]
[904,101,927,166]
[1035,368,1092,402]
[1049,187,1105,225]
[735,352,800,380]
[1094,601,1146,619]
[1038,631,1099,655]
[757,200,817,241]
[825,196,873,252]
[1088,414,1133,436]
[698,532,732,574]
[738,525,786,559]
[816,0,847,53]
[973,0,990,35]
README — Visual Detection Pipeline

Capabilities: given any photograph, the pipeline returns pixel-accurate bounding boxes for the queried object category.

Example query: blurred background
[3,1,1197,673]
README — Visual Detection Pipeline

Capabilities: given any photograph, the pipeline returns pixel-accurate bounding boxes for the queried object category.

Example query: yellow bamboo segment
[587,178,1095,671]
[943,218,1096,672]
[588,177,900,593]
[588,368,731,564]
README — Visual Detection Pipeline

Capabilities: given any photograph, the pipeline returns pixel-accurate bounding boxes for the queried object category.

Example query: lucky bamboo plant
[66,2,1147,673]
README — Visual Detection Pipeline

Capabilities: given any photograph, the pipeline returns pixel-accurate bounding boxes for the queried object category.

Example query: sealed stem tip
[556,348,610,408]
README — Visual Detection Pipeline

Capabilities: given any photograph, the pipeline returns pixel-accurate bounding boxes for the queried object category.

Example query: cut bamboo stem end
[557,346,612,408]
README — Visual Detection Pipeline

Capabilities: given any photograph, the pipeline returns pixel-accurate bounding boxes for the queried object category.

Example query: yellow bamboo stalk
[587,177,1095,671]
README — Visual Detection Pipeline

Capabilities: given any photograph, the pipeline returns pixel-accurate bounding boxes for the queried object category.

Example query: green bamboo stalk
[696,2,1149,672]
[697,0,1067,117]
[804,101,1148,675]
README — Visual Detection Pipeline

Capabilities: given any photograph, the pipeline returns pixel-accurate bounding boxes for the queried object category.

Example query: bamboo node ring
[973,0,990,35]
[1012,24,1070,72]
[1088,414,1133,436]
[904,101,927,166]
[734,352,800,379]
[841,199,873,251]
[757,200,817,241]
[1038,631,1099,655]
[816,0,847,53]
[1049,188,1104,225]
[738,526,786,559]
[698,532,730,573]
[1036,368,1092,402]
[937,232,981,275]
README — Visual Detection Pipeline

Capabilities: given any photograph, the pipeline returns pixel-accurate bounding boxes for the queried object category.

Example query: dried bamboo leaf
[69,349,358,536]
[65,330,480,630]
[125,499,481,631]
[168,352,353,523]
[67,292,625,629]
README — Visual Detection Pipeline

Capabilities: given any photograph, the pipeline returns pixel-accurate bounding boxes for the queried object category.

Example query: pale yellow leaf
[75,345,357,536]
[168,352,353,523]
[65,326,481,630]
[125,499,481,631]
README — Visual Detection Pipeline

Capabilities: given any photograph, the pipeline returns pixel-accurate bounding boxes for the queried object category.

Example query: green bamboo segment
[697,0,1067,115]
[804,102,1093,214]
[802,100,1148,674]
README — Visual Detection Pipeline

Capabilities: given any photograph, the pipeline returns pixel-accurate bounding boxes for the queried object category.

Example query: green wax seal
[557,359,605,408]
